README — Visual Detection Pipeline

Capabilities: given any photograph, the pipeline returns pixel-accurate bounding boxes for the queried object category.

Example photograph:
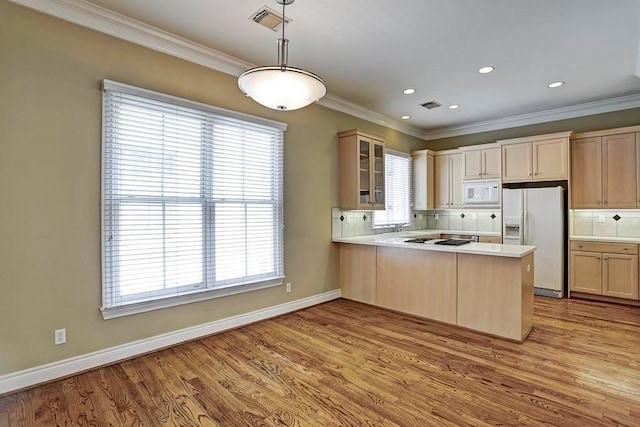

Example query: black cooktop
[404,238,472,246]
[435,239,472,246]
[404,238,435,243]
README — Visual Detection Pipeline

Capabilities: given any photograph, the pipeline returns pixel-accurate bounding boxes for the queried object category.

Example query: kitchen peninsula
[334,232,536,342]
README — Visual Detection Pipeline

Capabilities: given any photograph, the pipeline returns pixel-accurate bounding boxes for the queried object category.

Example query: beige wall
[0,1,427,376]
[426,108,640,151]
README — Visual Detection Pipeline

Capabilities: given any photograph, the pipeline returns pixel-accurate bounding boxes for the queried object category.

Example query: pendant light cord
[277,0,289,70]
[281,0,285,42]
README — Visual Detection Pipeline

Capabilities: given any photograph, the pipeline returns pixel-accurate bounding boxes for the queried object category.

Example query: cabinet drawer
[479,236,502,244]
[570,241,638,255]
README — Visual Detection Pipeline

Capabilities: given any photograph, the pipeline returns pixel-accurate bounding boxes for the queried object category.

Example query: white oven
[463,179,500,207]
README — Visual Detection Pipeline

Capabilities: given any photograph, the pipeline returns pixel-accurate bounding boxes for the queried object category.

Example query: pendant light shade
[238,0,326,111]
[238,66,327,111]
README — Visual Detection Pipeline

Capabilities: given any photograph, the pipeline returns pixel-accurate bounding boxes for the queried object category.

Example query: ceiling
[37,0,640,138]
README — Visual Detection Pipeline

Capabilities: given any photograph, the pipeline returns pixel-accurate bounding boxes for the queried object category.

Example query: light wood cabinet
[571,137,602,208]
[569,241,639,300]
[479,236,502,244]
[340,244,376,304]
[603,254,638,300]
[463,146,501,180]
[435,152,463,209]
[501,143,532,182]
[571,131,637,208]
[376,247,457,324]
[499,132,571,183]
[411,150,435,210]
[338,129,385,210]
[457,252,534,342]
[570,251,602,294]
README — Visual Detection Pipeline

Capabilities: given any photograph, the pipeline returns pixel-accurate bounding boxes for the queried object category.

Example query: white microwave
[463,179,500,206]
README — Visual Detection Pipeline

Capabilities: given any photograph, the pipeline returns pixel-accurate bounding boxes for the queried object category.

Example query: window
[101,80,285,319]
[373,150,412,227]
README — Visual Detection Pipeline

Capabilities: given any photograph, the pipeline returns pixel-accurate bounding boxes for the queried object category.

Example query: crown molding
[422,93,640,141]
[9,0,253,76]
[9,0,640,142]
[318,94,425,139]
[8,0,425,139]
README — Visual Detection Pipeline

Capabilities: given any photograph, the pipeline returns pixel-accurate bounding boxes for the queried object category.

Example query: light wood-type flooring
[1,297,640,426]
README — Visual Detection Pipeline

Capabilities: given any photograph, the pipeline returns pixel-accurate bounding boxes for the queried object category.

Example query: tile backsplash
[571,210,640,238]
[332,208,501,239]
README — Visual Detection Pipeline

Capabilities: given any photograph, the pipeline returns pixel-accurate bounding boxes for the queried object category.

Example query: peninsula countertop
[333,231,536,258]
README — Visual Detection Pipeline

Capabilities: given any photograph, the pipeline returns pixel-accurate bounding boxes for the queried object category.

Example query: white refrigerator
[502,187,565,297]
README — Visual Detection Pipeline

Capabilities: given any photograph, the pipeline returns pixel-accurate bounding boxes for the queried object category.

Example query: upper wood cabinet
[411,149,435,210]
[571,127,640,209]
[338,129,385,210]
[435,152,463,209]
[462,146,501,180]
[498,132,571,183]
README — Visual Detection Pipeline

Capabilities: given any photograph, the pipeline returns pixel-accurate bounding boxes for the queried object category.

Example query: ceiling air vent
[420,101,442,110]
[250,6,292,31]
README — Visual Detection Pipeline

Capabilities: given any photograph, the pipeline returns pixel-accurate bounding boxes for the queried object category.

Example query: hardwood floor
[1,296,640,426]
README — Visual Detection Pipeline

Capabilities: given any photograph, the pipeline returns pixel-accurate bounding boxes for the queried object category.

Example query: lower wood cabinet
[339,243,534,341]
[376,247,457,324]
[479,236,502,244]
[339,244,376,304]
[570,241,639,300]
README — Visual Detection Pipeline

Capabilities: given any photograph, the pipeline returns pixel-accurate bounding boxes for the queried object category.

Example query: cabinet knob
[624,248,628,251]
[597,257,601,260]
[578,245,583,248]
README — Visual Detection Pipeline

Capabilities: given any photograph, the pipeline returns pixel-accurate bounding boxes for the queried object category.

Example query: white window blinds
[101,80,285,318]
[373,150,412,227]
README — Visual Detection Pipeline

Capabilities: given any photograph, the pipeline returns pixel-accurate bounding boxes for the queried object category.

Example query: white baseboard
[0,289,341,395]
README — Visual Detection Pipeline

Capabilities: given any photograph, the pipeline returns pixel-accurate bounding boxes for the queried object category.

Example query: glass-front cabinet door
[339,129,386,210]
[359,139,371,205]
[372,142,385,208]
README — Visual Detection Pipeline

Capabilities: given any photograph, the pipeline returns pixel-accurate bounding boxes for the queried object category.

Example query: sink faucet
[392,223,407,232]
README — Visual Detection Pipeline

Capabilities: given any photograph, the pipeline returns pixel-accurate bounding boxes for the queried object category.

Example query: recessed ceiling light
[478,66,494,74]
[548,81,564,88]
[403,88,416,95]
[400,115,411,120]
[448,104,460,109]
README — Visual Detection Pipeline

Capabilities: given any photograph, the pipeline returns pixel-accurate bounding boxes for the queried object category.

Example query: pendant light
[238,0,327,111]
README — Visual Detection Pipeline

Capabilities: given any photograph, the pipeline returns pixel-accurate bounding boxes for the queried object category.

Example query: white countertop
[424,229,501,237]
[570,235,640,244]
[333,231,535,258]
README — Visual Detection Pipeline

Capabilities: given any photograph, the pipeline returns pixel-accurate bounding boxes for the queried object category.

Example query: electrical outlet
[418,214,423,220]
[434,214,439,220]
[54,328,66,346]
[526,264,531,273]
[598,215,605,223]
[345,216,351,224]
[286,282,291,293]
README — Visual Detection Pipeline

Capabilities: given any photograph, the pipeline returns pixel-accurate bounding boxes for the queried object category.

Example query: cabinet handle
[597,257,601,260]
[482,152,487,175]
[578,245,583,248]
[624,248,628,251]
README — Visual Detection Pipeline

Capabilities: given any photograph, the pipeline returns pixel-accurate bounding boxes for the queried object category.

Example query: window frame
[373,149,413,228]
[100,80,286,319]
